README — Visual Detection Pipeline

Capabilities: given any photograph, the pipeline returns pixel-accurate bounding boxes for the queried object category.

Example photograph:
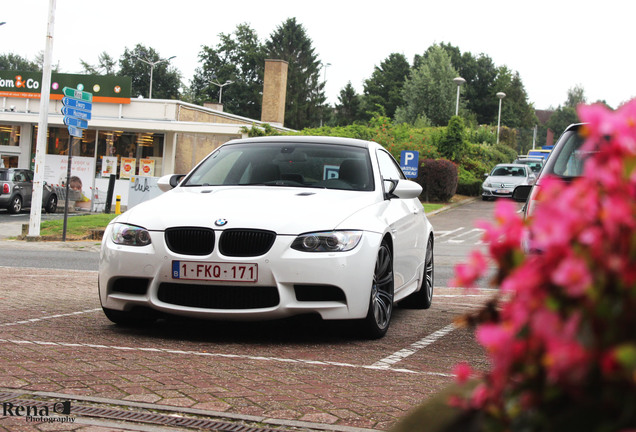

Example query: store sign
[0,71,131,104]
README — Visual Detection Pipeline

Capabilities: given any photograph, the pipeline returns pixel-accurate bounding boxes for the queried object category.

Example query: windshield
[183,142,375,191]
[492,166,526,177]
[549,130,589,178]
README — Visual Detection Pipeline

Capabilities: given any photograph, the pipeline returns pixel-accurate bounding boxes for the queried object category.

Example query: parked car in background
[99,136,435,339]
[513,157,544,174]
[481,163,536,201]
[527,148,552,161]
[0,168,58,214]
[513,123,586,218]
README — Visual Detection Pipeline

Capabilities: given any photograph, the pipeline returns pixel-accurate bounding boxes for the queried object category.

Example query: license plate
[172,261,258,282]
[496,189,509,194]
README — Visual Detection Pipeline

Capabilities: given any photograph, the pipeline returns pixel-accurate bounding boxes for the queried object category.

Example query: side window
[376,150,405,181]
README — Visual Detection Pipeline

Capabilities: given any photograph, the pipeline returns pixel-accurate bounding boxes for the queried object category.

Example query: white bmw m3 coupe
[98,136,434,338]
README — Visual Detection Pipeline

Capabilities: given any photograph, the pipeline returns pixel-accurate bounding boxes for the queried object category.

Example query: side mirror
[512,185,532,202]
[484,173,489,178]
[158,174,185,192]
[384,179,422,199]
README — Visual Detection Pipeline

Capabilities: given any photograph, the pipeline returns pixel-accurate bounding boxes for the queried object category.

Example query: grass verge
[39,214,118,239]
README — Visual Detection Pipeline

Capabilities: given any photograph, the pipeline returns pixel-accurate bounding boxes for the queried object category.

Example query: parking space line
[0,308,101,327]
[370,324,457,369]
[0,338,452,377]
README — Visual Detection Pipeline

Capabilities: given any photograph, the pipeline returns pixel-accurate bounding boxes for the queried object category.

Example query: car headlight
[483,182,491,188]
[111,223,152,246]
[291,230,362,252]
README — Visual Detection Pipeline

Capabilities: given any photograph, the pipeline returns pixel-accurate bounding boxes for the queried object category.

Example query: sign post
[60,86,92,240]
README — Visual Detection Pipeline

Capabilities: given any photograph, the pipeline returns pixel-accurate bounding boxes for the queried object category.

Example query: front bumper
[482,186,514,198]
[99,227,382,321]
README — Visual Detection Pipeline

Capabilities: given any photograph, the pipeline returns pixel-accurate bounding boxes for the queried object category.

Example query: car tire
[481,196,490,201]
[360,241,394,339]
[102,307,156,327]
[400,236,434,309]
[44,194,58,213]
[8,195,22,214]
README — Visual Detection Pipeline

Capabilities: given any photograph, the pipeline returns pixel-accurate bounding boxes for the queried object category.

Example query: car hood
[115,186,379,234]
[485,176,529,185]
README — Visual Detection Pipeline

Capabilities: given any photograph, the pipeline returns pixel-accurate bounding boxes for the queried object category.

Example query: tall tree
[265,18,325,130]
[565,84,587,108]
[395,45,457,126]
[191,23,265,119]
[80,52,117,75]
[362,53,410,119]
[119,44,181,99]
[493,66,537,129]
[334,82,364,125]
[0,53,39,71]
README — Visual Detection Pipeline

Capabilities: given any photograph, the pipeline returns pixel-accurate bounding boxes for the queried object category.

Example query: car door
[375,149,425,291]
[13,170,32,207]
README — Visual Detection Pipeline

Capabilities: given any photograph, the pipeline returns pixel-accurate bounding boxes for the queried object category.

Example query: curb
[426,196,477,216]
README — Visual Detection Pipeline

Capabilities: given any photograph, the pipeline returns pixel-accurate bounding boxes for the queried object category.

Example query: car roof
[224,135,375,149]
[494,163,528,168]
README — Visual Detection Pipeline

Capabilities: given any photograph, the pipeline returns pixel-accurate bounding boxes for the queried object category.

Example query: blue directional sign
[62,87,92,138]
[67,126,84,138]
[61,106,91,120]
[64,116,88,129]
[62,97,92,111]
[400,150,419,178]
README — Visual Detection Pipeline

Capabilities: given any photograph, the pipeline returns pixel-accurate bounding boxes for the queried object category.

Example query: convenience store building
[0,67,290,209]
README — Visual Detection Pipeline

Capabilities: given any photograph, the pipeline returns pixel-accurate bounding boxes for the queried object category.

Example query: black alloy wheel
[45,194,58,213]
[8,195,22,214]
[361,242,394,339]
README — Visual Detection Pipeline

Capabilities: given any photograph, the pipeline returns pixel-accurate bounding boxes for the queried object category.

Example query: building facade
[0,70,290,208]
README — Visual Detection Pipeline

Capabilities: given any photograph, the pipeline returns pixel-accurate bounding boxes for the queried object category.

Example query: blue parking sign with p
[400,150,419,178]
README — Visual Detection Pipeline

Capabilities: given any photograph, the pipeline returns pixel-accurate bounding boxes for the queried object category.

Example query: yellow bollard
[115,195,121,215]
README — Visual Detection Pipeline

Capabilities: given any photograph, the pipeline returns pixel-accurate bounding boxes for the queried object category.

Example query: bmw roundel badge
[215,218,228,227]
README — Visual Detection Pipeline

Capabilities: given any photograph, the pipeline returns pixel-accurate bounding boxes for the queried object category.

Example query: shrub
[438,116,468,162]
[416,158,458,202]
[456,166,482,196]
[446,100,636,431]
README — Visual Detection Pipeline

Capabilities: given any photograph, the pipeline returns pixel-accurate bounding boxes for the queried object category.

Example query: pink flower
[476,323,514,354]
[449,250,487,288]
[551,254,592,297]
[453,362,473,384]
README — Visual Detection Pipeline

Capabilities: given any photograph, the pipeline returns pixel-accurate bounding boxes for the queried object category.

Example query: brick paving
[0,266,492,431]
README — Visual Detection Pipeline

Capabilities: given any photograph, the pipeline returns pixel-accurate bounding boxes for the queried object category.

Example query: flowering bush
[448,100,636,431]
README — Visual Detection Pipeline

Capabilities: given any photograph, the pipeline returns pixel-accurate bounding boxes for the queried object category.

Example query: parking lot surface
[0,264,493,431]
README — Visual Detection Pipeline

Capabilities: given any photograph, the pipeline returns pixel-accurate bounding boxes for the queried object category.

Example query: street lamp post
[496,92,506,144]
[320,62,331,127]
[453,77,465,116]
[134,55,176,99]
[211,76,234,104]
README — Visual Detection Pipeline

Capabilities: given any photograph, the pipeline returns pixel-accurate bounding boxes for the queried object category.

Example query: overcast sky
[4,0,634,110]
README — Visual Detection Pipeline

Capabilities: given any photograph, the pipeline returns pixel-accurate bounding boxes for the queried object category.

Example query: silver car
[0,168,58,214]
[482,163,536,201]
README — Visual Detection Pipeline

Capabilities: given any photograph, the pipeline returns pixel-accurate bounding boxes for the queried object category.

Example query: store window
[31,126,96,157]
[96,131,164,179]
[0,124,20,147]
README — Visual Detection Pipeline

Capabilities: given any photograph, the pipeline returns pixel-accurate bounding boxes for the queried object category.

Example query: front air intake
[219,229,276,257]
[165,227,215,255]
